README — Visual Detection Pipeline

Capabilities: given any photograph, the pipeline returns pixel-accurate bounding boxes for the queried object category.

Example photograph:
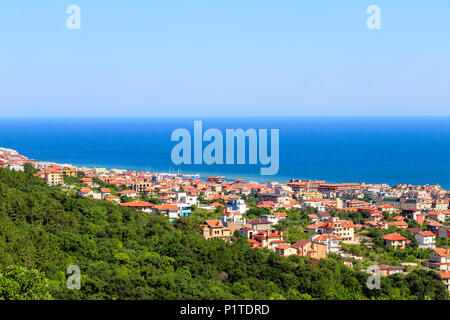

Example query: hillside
[0,167,447,300]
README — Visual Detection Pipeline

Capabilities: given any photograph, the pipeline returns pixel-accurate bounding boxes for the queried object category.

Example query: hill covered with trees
[0,168,447,300]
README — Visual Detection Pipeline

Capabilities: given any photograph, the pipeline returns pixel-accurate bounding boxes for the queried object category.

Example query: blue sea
[0,117,449,188]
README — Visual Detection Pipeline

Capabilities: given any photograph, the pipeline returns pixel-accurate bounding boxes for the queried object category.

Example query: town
[1,147,449,292]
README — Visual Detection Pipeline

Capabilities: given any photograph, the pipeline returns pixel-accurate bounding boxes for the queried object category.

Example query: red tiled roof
[382,233,407,241]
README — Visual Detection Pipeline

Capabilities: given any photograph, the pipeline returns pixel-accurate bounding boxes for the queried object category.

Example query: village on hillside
[1,148,450,292]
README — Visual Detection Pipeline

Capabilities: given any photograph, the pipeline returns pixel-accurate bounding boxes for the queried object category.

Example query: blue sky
[0,0,449,117]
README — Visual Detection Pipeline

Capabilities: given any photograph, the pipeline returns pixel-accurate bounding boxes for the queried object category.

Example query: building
[382,233,407,249]
[311,234,341,253]
[414,231,436,249]
[248,230,284,250]
[422,249,450,271]
[275,244,298,257]
[247,219,273,232]
[153,204,180,220]
[263,211,287,225]
[291,240,327,259]
[62,167,77,177]
[45,171,64,186]
[440,272,450,291]
[120,200,155,213]
[377,265,403,276]
[100,188,111,199]
[200,220,232,240]
[78,187,92,197]
[439,226,450,238]
[317,217,355,241]
[226,199,247,215]
[117,190,138,199]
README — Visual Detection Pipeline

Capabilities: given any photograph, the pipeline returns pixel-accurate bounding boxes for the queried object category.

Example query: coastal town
[1,147,449,292]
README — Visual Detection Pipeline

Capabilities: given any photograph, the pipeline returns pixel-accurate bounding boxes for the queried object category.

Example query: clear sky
[1,0,449,117]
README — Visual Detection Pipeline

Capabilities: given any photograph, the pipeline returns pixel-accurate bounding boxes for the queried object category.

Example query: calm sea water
[0,117,449,188]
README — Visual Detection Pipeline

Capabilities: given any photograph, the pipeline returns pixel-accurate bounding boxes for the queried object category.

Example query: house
[78,187,92,197]
[422,248,450,271]
[263,211,287,225]
[308,214,320,223]
[428,211,447,223]
[105,195,120,204]
[387,220,408,229]
[427,219,444,233]
[382,233,407,249]
[247,219,273,232]
[249,230,284,250]
[120,200,155,213]
[176,203,191,217]
[100,188,111,199]
[414,231,436,249]
[291,240,327,259]
[117,190,138,199]
[440,272,450,291]
[275,244,298,257]
[377,265,404,276]
[306,222,323,234]
[311,234,341,253]
[153,204,180,220]
[369,212,383,222]
[226,199,247,215]
[439,226,450,238]
[80,177,94,186]
[62,167,77,177]
[176,193,198,206]
[200,220,232,240]
[221,211,246,225]
[317,217,355,241]
[316,211,331,221]
[45,171,64,186]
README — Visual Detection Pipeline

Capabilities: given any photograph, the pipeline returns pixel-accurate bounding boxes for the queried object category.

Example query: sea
[0,117,449,189]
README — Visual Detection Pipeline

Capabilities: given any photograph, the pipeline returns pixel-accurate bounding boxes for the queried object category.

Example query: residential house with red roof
[120,200,155,213]
[422,248,450,271]
[311,234,341,253]
[200,220,232,240]
[383,233,408,249]
[291,240,327,259]
[414,231,436,249]
[317,217,355,242]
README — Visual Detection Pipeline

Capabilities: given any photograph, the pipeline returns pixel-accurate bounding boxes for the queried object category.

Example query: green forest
[0,168,448,300]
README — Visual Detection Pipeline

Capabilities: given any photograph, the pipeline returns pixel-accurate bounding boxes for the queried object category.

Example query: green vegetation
[0,168,448,300]
[0,266,52,300]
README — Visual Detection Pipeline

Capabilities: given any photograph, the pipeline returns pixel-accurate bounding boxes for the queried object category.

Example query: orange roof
[382,233,407,241]
[120,200,154,208]
[79,187,91,194]
[433,248,450,257]
[417,231,435,237]
[118,190,137,194]
[388,220,408,227]
[203,219,224,228]
[275,243,291,250]
[155,204,179,211]
[211,202,225,208]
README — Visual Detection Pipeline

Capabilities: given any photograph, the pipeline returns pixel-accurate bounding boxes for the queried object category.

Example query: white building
[415,231,436,249]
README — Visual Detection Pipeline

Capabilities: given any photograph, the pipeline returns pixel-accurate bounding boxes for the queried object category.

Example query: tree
[0,266,52,300]
[23,163,38,175]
